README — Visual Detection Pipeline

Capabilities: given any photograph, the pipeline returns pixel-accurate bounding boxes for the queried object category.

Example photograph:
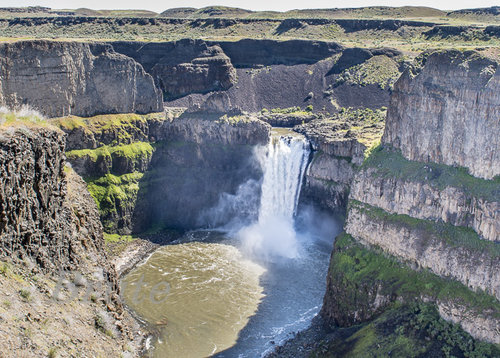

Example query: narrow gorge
[0,8,499,357]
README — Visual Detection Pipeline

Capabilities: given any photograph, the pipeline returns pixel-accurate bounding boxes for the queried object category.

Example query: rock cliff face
[56,111,270,233]
[0,125,103,271]
[132,112,270,231]
[110,39,403,113]
[0,120,144,356]
[294,108,385,214]
[112,39,237,100]
[0,40,163,118]
[350,160,499,242]
[383,50,500,180]
[209,39,343,67]
[322,50,500,345]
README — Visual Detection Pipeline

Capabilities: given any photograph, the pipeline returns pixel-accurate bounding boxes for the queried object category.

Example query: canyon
[0,8,498,358]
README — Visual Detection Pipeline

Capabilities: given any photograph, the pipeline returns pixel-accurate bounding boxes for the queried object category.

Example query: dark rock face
[109,39,401,113]
[210,39,343,67]
[0,40,163,118]
[383,50,500,179]
[132,113,270,231]
[0,126,104,273]
[111,39,237,100]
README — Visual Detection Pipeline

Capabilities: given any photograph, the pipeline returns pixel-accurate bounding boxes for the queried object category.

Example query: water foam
[237,132,310,259]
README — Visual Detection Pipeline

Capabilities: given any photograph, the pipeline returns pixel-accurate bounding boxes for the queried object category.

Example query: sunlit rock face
[0,40,163,118]
[383,50,500,180]
[322,50,500,345]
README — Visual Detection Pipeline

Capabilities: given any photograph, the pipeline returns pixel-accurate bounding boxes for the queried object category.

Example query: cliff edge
[322,50,500,348]
[0,41,163,118]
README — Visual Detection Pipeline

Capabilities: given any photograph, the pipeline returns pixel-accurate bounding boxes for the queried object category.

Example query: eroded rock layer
[0,40,163,118]
[383,50,500,180]
[322,49,500,345]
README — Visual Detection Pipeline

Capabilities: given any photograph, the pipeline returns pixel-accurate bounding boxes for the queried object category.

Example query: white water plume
[238,132,310,259]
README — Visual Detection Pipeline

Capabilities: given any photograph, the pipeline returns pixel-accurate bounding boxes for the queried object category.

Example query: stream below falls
[121,130,341,357]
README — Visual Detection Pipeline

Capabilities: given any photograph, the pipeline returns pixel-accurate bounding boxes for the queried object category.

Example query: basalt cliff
[0,122,143,356]
[0,36,498,357]
[320,50,500,354]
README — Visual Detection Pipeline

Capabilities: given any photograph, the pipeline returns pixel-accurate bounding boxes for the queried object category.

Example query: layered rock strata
[112,39,237,99]
[383,50,500,180]
[0,40,162,118]
[322,50,500,344]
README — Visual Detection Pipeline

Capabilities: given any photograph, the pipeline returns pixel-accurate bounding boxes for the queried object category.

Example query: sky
[1,1,498,13]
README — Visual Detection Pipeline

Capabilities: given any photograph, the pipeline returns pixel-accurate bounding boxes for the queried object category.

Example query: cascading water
[238,130,310,259]
[122,128,341,358]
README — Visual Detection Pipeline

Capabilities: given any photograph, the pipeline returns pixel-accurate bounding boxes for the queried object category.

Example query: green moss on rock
[86,172,144,233]
[314,303,500,358]
[363,147,500,202]
[67,141,153,162]
[323,233,500,328]
[53,112,165,147]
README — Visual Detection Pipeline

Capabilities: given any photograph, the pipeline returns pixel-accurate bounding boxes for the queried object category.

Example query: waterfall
[258,134,310,223]
[238,131,310,259]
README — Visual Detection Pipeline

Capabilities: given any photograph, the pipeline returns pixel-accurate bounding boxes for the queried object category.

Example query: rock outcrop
[350,159,499,242]
[0,124,104,271]
[0,119,144,356]
[132,112,271,231]
[383,50,500,180]
[322,50,500,345]
[210,39,343,67]
[294,108,385,214]
[0,40,163,118]
[112,39,237,100]
[55,111,270,233]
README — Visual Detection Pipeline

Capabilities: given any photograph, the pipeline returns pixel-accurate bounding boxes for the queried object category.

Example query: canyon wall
[56,111,270,234]
[0,40,163,118]
[295,108,385,214]
[0,124,104,272]
[112,39,237,100]
[0,120,144,356]
[0,39,402,118]
[383,50,500,180]
[111,39,404,113]
[322,50,500,344]
[132,112,270,232]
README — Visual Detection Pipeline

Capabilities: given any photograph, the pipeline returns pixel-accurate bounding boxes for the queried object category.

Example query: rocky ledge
[0,40,163,118]
[321,49,500,347]
[383,50,500,180]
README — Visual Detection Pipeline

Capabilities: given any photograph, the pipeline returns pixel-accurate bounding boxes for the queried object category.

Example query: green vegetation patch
[363,146,500,202]
[350,200,500,258]
[331,233,500,316]
[103,233,135,257]
[262,106,313,116]
[53,112,165,146]
[66,141,154,162]
[313,302,500,358]
[103,233,134,243]
[335,55,402,89]
[294,107,386,154]
[87,172,143,221]
[0,108,56,129]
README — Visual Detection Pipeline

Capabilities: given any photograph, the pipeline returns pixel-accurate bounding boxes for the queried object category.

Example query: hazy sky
[2,1,498,13]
